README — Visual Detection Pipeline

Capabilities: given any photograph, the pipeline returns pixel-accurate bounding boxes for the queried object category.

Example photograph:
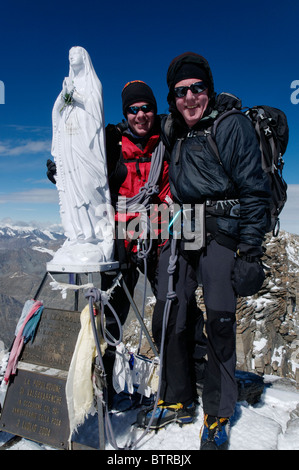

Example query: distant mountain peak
[0,221,64,242]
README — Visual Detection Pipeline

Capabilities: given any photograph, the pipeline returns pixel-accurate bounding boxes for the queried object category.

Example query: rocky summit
[0,222,298,385]
[239,231,299,383]
[195,231,299,384]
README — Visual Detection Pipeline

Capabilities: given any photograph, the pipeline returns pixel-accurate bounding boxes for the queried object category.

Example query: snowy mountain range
[0,221,66,347]
[0,220,64,250]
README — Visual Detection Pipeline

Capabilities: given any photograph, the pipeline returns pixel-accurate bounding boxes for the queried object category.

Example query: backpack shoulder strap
[206,109,246,165]
[160,113,176,149]
[211,109,244,134]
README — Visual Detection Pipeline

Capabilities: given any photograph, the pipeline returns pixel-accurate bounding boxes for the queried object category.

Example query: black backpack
[206,94,289,236]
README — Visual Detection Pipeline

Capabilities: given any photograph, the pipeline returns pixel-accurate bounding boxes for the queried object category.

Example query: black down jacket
[166,111,271,248]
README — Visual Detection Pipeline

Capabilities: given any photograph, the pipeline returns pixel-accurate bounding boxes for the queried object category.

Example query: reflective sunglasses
[127,104,154,115]
[174,81,207,98]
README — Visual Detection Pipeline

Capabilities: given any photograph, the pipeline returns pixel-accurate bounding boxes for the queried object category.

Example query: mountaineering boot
[200,414,230,450]
[137,400,196,429]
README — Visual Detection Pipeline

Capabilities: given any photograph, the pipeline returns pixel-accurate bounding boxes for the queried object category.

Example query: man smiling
[142,52,270,449]
[174,79,209,127]
[126,101,155,137]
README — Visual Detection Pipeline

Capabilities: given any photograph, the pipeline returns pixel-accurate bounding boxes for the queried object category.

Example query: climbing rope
[116,140,166,358]
[84,236,178,450]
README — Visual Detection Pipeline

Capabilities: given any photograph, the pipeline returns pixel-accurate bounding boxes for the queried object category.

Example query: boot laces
[204,414,228,440]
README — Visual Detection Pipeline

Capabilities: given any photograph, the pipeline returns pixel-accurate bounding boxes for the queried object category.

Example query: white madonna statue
[47,46,115,272]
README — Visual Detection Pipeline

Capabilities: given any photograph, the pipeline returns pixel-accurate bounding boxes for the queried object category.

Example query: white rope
[48,272,122,300]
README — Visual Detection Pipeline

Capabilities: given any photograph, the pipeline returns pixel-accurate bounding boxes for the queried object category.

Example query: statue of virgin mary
[47,46,115,272]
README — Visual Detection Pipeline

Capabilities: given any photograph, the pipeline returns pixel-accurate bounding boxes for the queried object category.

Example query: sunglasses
[174,82,207,98]
[127,104,154,115]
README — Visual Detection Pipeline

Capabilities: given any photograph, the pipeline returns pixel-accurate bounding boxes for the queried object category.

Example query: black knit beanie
[167,52,215,101]
[170,63,209,88]
[122,80,157,116]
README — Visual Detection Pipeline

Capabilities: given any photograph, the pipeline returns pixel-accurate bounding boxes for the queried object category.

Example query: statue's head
[69,46,85,69]
[67,46,101,95]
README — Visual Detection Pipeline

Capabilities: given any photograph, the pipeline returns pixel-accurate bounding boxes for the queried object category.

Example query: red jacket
[115,133,172,250]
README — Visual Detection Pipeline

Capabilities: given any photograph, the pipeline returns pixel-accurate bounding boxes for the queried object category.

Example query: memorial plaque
[20,308,81,371]
[0,307,85,449]
[0,365,69,449]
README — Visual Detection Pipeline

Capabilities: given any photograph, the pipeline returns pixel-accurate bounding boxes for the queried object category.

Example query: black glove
[231,244,265,297]
[46,159,56,184]
[105,121,127,145]
[116,119,128,133]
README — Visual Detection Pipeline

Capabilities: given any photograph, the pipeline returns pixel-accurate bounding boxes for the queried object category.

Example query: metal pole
[87,273,106,450]
[120,277,158,357]
[33,272,48,300]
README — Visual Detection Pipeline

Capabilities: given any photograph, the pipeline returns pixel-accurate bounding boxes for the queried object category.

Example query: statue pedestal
[0,266,158,450]
[46,261,119,273]
[46,240,117,273]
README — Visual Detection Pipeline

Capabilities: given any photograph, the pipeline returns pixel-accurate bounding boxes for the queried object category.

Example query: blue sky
[0,0,298,234]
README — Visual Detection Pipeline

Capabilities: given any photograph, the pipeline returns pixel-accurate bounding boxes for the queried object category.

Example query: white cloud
[7,124,51,134]
[0,217,62,232]
[0,139,51,156]
[0,188,58,204]
[279,184,299,235]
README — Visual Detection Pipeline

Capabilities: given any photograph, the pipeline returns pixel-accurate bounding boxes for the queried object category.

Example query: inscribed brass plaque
[0,368,69,449]
[20,308,81,371]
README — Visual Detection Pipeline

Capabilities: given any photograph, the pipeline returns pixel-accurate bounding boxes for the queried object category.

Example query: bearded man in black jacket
[138,52,271,450]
